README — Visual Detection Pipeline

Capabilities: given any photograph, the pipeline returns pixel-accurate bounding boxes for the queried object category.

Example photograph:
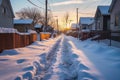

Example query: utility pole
[56,18,59,32]
[76,8,78,24]
[45,0,48,32]
[76,8,79,39]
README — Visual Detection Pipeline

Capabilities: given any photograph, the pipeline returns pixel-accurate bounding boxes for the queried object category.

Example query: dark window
[115,14,119,26]
[115,12,120,27]
[2,7,6,14]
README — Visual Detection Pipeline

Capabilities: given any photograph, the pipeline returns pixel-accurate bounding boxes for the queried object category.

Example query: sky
[10,0,112,27]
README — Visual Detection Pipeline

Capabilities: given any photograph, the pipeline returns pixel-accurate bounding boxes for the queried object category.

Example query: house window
[115,14,119,26]
[2,7,6,14]
[115,14,120,26]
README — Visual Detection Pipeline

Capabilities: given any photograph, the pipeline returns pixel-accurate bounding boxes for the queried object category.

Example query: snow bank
[0,28,36,35]
[67,36,120,80]
[0,36,61,80]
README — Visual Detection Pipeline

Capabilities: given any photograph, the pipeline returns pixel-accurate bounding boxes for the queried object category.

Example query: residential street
[0,35,120,80]
[1,0,120,80]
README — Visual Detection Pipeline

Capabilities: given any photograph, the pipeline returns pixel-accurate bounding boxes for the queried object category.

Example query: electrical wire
[37,0,45,5]
[27,0,44,9]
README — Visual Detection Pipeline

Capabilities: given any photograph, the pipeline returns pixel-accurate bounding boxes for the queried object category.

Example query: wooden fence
[0,33,37,52]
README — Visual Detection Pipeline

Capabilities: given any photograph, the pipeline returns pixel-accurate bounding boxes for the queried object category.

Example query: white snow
[71,23,79,29]
[100,39,120,48]
[98,6,110,15]
[0,35,120,80]
[81,29,90,32]
[0,28,37,35]
[28,30,37,34]
[80,17,94,25]
[14,19,33,24]
[0,27,18,33]
[34,24,42,28]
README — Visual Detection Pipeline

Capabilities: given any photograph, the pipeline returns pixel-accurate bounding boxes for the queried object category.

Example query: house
[34,24,43,33]
[78,17,94,40]
[109,0,120,31]
[14,19,34,32]
[71,23,79,31]
[0,0,14,28]
[109,0,120,41]
[79,17,94,30]
[95,6,110,31]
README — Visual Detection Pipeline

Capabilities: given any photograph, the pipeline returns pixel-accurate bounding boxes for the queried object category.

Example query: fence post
[109,30,111,46]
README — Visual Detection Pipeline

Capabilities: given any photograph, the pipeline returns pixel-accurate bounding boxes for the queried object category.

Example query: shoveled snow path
[33,35,101,80]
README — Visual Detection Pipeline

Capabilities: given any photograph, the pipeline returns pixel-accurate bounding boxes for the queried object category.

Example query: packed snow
[0,35,120,80]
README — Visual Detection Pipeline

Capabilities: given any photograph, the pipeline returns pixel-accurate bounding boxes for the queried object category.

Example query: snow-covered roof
[34,24,42,28]
[79,17,94,25]
[98,6,110,15]
[0,28,18,33]
[71,23,79,29]
[14,19,33,24]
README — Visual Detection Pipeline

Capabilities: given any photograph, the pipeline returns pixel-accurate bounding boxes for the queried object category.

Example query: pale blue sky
[11,0,112,23]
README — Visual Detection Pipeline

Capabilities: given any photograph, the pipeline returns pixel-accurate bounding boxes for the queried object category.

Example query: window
[115,14,119,26]
[115,14,120,26]
[2,7,6,15]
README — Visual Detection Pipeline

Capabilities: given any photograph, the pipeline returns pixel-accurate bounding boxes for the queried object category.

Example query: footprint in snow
[17,59,26,64]
[0,59,9,61]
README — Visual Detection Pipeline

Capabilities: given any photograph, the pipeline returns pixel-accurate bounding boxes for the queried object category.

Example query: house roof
[79,17,94,25]
[0,0,14,18]
[98,6,110,15]
[14,19,33,24]
[109,0,117,12]
[34,24,42,28]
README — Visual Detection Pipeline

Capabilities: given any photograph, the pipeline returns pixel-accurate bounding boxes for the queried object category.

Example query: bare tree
[64,12,69,27]
[16,7,43,26]
[16,7,56,29]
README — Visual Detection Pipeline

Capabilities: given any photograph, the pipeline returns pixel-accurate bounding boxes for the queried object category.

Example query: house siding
[0,0,14,28]
[0,15,13,28]
[110,0,120,31]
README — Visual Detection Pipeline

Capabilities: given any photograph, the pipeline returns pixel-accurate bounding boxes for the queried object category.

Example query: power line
[37,0,45,5]
[27,0,44,9]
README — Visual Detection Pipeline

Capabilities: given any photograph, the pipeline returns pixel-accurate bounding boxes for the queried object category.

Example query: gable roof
[79,17,94,25]
[98,6,110,15]
[14,19,33,24]
[0,0,14,18]
[0,0,2,5]
[109,0,117,12]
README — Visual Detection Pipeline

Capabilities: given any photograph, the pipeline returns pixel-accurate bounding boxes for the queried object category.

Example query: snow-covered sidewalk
[0,35,120,80]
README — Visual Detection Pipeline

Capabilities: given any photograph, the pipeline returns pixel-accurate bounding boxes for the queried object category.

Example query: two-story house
[109,0,120,41]
[0,0,14,28]
[109,0,120,31]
